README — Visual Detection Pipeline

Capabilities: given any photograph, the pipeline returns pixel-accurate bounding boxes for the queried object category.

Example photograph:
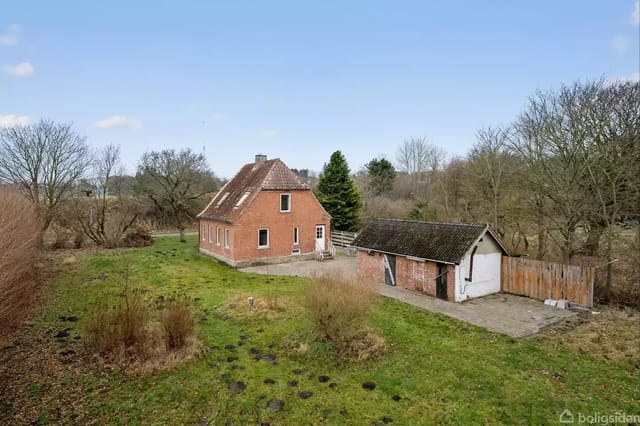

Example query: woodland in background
[352,79,639,306]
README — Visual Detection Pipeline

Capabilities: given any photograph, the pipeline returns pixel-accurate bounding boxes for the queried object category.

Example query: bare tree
[135,149,218,241]
[468,126,513,236]
[0,120,90,234]
[59,144,142,247]
[396,137,446,197]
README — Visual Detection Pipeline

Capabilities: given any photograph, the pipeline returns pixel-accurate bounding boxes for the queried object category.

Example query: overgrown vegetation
[0,237,637,425]
[85,273,199,368]
[0,188,42,342]
[306,274,385,360]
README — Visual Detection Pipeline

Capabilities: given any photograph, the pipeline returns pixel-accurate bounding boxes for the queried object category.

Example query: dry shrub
[160,296,195,350]
[85,286,199,368]
[85,289,152,360]
[221,296,286,320]
[306,273,385,360]
[0,188,42,342]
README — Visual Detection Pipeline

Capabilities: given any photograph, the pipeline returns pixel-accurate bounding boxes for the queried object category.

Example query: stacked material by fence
[501,257,594,307]
[331,230,358,248]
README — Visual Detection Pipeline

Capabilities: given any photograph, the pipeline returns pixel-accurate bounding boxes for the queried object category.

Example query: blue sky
[2,0,639,178]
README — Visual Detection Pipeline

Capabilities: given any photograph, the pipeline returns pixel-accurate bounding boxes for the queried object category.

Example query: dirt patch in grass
[540,307,640,366]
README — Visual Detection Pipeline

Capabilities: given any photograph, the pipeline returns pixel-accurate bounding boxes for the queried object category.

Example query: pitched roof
[198,158,309,223]
[351,219,507,264]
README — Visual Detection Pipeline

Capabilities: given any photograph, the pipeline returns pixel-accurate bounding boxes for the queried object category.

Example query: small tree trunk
[584,220,605,256]
[179,227,186,242]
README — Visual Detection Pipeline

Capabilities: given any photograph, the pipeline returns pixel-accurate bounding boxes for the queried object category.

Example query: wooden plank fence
[331,230,358,248]
[501,256,594,307]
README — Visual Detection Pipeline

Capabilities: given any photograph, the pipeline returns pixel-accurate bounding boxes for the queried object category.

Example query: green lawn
[1,236,637,425]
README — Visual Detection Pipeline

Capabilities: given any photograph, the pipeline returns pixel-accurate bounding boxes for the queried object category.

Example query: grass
[0,236,638,425]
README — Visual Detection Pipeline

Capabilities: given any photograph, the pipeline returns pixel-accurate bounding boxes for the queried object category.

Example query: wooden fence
[501,256,594,307]
[331,230,358,248]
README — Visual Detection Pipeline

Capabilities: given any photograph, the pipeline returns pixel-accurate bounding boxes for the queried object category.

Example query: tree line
[0,120,221,247]
[314,79,639,304]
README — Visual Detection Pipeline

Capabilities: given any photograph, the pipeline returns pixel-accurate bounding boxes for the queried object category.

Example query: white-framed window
[216,226,221,246]
[258,228,269,248]
[235,191,250,207]
[293,227,299,245]
[224,229,230,248]
[280,193,291,212]
[201,223,206,240]
[216,192,230,207]
[208,225,213,243]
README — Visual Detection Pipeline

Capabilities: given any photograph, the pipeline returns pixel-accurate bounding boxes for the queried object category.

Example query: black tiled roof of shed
[351,219,488,264]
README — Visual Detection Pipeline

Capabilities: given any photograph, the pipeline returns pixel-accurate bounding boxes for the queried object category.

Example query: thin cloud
[0,114,31,128]
[632,1,639,26]
[261,129,278,138]
[3,62,34,77]
[0,24,20,46]
[94,115,141,129]
[610,36,629,53]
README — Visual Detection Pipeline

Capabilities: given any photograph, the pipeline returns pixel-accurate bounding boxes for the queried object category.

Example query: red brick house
[352,219,509,302]
[197,155,331,267]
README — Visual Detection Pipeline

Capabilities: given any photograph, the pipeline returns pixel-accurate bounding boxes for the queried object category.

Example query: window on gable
[208,225,213,243]
[280,194,291,212]
[201,224,206,240]
[216,192,230,207]
[258,229,269,248]
[293,227,299,245]
[216,226,221,246]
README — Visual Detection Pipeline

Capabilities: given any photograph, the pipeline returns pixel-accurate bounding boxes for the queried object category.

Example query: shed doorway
[436,263,448,300]
[384,254,396,286]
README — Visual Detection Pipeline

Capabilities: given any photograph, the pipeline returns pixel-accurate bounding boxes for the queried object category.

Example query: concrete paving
[240,256,576,338]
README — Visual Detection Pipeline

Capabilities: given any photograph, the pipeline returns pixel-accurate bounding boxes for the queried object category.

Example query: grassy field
[1,236,638,425]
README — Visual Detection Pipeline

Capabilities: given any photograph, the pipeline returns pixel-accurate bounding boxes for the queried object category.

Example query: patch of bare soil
[540,307,639,366]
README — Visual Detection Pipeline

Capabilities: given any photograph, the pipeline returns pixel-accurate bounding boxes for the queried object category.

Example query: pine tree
[365,157,396,196]
[316,151,362,231]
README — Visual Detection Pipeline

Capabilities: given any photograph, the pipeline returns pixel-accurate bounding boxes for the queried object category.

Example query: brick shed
[352,219,509,302]
[197,155,331,267]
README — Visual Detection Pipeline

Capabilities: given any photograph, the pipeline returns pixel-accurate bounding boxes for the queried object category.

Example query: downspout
[460,245,478,296]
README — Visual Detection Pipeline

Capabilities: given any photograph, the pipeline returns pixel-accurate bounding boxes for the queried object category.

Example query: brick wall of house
[356,250,385,283]
[200,189,330,263]
[198,220,236,262]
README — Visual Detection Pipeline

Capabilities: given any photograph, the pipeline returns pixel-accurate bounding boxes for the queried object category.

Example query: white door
[315,225,325,251]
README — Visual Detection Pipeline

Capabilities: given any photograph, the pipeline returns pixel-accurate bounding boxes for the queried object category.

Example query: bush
[85,284,199,366]
[0,188,42,341]
[85,289,152,360]
[306,273,384,359]
[160,296,195,350]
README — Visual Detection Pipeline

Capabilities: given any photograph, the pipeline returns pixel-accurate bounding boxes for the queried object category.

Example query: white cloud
[610,36,629,53]
[3,61,34,77]
[632,1,639,26]
[260,129,278,137]
[0,24,20,46]
[94,115,141,129]
[0,114,31,128]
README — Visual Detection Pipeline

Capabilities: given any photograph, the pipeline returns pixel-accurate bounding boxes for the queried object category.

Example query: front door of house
[384,254,396,286]
[436,263,448,300]
[315,225,325,251]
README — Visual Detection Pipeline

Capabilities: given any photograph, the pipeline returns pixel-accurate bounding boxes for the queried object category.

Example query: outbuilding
[351,219,509,302]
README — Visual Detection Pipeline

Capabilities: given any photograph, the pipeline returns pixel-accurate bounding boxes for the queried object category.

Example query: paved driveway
[240,256,576,338]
